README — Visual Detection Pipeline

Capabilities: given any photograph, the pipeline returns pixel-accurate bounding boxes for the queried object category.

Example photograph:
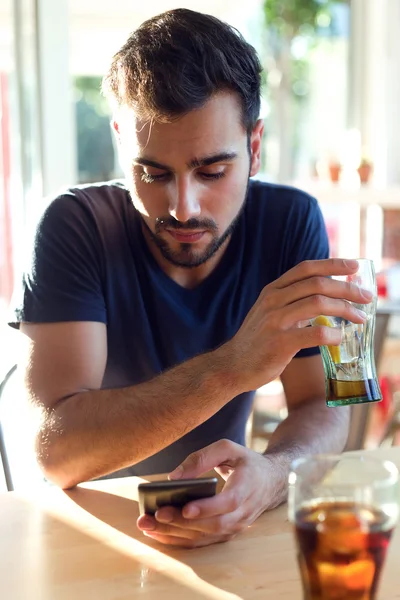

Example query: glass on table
[311,258,382,407]
[288,454,399,600]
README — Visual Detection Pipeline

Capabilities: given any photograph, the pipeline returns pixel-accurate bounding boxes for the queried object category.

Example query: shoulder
[244,179,328,273]
[244,179,323,241]
[247,179,320,218]
[39,179,131,222]
[31,180,134,247]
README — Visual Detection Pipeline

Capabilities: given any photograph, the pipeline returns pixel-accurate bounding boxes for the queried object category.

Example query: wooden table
[1,448,400,600]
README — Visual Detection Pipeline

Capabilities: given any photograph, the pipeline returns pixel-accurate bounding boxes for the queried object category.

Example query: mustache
[155,217,218,233]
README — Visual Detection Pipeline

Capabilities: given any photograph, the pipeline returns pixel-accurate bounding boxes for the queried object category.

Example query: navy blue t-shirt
[9,179,329,476]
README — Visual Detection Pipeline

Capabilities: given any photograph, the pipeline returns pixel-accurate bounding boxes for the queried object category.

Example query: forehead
[118,92,247,158]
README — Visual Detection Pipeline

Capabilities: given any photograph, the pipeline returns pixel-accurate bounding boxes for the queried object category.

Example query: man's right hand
[223,258,373,392]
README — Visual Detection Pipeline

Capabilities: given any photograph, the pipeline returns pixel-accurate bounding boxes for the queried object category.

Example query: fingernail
[183,505,200,518]
[155,509,173,523]
[344,259,359,269]
[360,288,373,300]
[168,465,183,480]
[355,309,367,320]
[139,517,156,531]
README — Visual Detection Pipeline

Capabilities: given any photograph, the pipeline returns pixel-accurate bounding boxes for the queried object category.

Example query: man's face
[114,92,263,268]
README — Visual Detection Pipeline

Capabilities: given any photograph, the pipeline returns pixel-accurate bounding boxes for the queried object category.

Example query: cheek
[130,177,167,220]
[206,174,247,223]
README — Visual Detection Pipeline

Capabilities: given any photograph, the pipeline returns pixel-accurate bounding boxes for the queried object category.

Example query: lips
[167,230,206,243]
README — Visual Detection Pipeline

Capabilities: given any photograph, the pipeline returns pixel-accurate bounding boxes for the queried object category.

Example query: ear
[249,119,264,177]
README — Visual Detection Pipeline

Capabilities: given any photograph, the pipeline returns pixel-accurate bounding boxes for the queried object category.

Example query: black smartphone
[138,477,218,515]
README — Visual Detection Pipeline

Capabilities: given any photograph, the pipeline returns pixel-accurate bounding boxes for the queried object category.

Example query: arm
[21,321,239,489]
[262,354,350,505]
[22,258,367,490]
[135,354,350,548]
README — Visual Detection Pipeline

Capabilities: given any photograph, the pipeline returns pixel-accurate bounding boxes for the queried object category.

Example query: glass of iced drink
[288,454,399,600]
[311,258,382,407]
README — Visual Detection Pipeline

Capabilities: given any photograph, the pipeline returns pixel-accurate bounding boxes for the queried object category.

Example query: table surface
[1,447,400,600]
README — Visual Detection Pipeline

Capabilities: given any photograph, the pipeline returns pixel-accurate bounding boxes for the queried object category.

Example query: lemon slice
[313,315,341,363]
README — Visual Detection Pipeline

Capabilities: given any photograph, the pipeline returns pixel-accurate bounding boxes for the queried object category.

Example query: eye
[139,168,170,184]
[198,171,226,181]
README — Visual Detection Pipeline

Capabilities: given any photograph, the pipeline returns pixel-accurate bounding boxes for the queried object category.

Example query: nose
[168,177,201,223]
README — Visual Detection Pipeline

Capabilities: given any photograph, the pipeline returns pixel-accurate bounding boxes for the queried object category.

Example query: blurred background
[1,0,400,490]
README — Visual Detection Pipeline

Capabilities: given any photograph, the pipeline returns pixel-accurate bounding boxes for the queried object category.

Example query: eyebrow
[133,152,238,172]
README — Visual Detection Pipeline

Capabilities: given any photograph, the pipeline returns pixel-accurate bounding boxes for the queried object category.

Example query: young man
[10,9,371,547]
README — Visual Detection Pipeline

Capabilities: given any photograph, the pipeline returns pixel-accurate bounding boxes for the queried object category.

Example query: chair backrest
[0,364,45,492]
[344,312,390,451]
[0,364,17,491]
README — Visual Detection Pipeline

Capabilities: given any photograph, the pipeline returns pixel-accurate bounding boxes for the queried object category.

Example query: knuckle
[311,294,326,310]
[315,276,328,293]
[261,291,273,309]
[187,450,204,470]
[161,525,174,536]
[345,280,356,296]
[301,260,313,273]
[227,492,241,512]
[342,298,352,314]
[289,280,301,296]
[314,326,328,345]
[213,517,226,535]
[219,438,233,452]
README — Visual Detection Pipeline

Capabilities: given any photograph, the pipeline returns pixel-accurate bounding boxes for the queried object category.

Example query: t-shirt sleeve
[286,194,330,358]
[8,192,107,328]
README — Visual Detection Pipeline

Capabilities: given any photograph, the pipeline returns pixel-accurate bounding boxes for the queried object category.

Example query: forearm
[37,346,239,488]
[262,400,350,506]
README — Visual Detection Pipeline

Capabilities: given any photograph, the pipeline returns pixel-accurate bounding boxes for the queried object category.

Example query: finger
[268,275,373,311]
[137,514,157,532]
[155,504,244,534]
[138,513,204,540]
[142,531,229,548]
[279,296,367,330]
[182,484,246,520]
[182,463,252,520]
[144,521,205,540]
[168,439,244,480]
[271,258,360,290]
[285,324,343,354]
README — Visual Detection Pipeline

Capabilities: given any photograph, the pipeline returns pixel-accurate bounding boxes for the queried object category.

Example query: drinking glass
[289,454,399,600]
[312,258,382,407]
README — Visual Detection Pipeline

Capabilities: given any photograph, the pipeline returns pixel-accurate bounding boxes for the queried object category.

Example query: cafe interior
[0,0,400,598]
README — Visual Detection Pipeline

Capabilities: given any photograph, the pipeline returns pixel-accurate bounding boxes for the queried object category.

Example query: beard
[139,180,249,269]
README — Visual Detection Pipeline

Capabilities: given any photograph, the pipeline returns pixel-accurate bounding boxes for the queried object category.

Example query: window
[261,0,351,183]
[74,76,119,184]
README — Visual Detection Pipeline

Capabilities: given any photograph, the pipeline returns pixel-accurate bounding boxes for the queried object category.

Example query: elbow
[35,432,82,490]
[41,465,80,490]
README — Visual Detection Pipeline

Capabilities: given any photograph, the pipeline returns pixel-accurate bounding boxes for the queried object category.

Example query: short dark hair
[102,8,262,134]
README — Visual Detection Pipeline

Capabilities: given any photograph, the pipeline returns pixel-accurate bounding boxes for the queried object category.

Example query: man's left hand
[136,439,286,548]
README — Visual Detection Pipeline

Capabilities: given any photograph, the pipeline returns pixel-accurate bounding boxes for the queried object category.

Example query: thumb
[168,439,244,480]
